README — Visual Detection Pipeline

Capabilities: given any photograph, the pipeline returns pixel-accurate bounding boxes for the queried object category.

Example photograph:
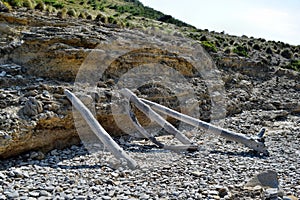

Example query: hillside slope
[1,0,300,72]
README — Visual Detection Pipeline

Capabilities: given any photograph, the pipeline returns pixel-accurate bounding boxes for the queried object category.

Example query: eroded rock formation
[0,9,299,159]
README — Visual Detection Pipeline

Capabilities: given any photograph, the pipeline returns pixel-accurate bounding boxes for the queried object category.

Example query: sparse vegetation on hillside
[285,59,300,71]
[1,0,300,72]
[201,41,217,53]
[233,45,248,57]
[2,0,192,27]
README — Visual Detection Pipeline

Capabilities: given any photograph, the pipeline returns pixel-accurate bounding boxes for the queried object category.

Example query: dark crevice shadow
[56,164,103,170]
[0,144,93,171]
[209,149,268,159]
[0,142,164,171]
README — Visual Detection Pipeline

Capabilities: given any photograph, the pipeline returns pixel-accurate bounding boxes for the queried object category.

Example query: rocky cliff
[0,6,299,160]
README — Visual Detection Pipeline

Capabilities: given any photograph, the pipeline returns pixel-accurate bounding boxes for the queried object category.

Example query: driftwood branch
[140,98,269,155]
[127,104,198,151]
[64,89,138,169]
[120,88,193,145]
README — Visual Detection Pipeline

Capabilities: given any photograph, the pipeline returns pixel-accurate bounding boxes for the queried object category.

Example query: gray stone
[6,191,19,199]
[244,170,279,189]
[111,172,119,178]
[44,186,55,192]
[0,194,6,200]
[39,190,51,197]
[37,197,52,200]
[264,188,279,199]
[75,196,87,200]
[29,191,40,197]
[208,190,219,195]
[12,168,29,178]
[22,97,43,116]
[191,171,205,177]
[30,151,45,160]
[0,172,6,179]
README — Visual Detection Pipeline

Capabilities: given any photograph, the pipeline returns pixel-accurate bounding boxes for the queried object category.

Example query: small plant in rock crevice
[284,59,300,71]
[201,41,217,53]
[233,45,248,57]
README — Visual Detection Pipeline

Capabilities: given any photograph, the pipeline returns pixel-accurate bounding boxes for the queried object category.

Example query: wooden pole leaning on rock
[140,98,269,156]
[64,89,138,170]
[120,88,194,146]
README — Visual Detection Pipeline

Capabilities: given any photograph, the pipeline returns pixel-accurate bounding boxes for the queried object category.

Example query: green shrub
[292,47,298,54]
[3,2,13,10]
[67,8,77,17]
[259,38,266,42]
[247,41,253,46]
[201,41,217,53]
[96,13,107,23]
[9,0,23,7]
[57,7,67,18]
[224,47,231,54]
[35,1,46,11]
[43,0,64,9]
[126,15,133,20]
[109,1,192,28]
[108,16,117,24]
[252,43,260,50]
[46,5,55,13]
[281,48,292,59]
[86,13,93,20]
[53,2,63,9]
[78,11,86,19]
[200,35,207,41]
[284,59,300,71]
[265,47,273,54]
[188,33,198,40]
[233,45,248,57]
[222,42,229,47]
[23,0,34,9]
[125,21,130,27]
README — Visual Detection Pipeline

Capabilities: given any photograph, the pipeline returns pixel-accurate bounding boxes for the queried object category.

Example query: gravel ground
[0,112,299,200]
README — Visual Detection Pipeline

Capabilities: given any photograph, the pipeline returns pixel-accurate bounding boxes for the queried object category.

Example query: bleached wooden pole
[127,106,198,151]
[120,88,193,145]
[64,89,138,169]
[140,98,269,155]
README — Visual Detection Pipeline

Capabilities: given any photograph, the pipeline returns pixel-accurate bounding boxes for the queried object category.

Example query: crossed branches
[65,88,269,170]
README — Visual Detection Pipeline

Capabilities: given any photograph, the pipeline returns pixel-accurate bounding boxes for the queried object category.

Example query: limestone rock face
[22,97,43,116]
[0,9,300,159]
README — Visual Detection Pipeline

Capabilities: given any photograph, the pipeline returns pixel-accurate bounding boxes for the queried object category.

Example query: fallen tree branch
[120,88,193,145]
[127,104,198,151]
[65,89,138,169]
[140,98,269,155]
